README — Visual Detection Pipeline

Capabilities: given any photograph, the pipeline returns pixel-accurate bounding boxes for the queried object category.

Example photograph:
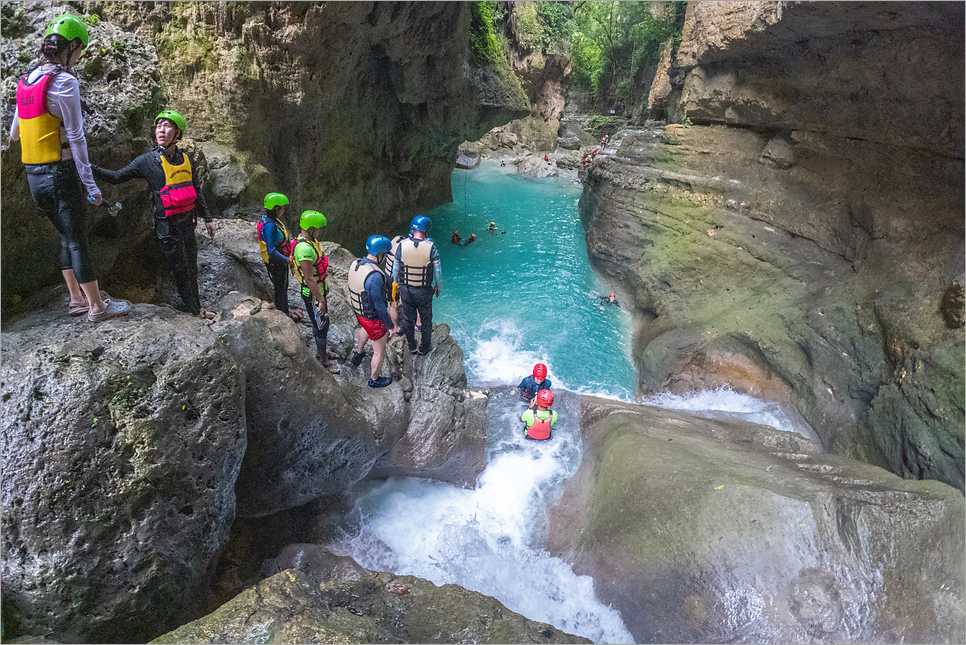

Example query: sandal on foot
[88,298,130,323]
[68,300,89,316]
[409,347,419,355]
[289,310,304,323]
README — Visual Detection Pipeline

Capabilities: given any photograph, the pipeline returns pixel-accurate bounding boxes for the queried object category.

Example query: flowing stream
[332,161,810,643]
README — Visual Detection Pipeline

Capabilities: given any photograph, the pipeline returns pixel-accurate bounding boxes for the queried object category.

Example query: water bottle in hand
[108,202,122,217]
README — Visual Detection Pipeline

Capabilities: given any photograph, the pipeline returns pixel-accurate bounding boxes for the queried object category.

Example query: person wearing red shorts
[348,235,396,388]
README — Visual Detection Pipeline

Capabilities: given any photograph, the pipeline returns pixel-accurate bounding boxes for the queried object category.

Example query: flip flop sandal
[290,310,304,322]
[68,301,89,316]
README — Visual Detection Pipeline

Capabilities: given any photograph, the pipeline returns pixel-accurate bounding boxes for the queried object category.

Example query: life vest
[396,237,435,287]
[384,235,405,279]
[293,235,329,289]
[347,259,387,319]
[256,215,289,263]
[16,67,69,165]
[525,410,553,441]
[158,151,198,217]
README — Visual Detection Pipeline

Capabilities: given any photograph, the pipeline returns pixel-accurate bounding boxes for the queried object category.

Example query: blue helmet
[410,215,432,234]
[366,234,391,256]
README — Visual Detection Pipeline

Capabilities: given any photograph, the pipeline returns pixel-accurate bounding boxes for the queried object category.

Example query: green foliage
[84,14,100,27]
[470,1,503,64]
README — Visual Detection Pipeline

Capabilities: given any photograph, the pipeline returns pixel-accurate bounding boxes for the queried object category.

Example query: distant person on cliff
[348,235,395,388]
[93,109,215,320]
[11,14,129,323]
[293,210,340,373]
[518,363,551,405]
[521,389,557,441]
[392,215,441,356]
[257,192,301,322]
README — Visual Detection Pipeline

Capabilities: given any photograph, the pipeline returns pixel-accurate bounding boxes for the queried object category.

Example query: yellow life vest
[16,68,68,165]
[257,216,289,264]
[158,152,198,217]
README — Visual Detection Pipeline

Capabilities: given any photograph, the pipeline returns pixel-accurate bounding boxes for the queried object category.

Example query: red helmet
[533,363,548,379]
[536,389,554,407]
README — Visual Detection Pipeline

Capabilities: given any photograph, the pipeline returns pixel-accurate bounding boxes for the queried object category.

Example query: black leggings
[156,214,201,315]
[266,257,290,315]
[26,161,97,284]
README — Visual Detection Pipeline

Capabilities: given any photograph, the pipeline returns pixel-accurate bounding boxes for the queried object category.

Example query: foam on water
[333,390,633,643]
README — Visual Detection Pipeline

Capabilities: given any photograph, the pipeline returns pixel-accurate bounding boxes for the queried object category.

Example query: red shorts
[357,315,388,341]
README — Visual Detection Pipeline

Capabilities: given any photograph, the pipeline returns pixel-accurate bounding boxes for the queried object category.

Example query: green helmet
[264,193,289,210]
[155,110,186,135]
[46,14,89,49]
[300,210,327,230]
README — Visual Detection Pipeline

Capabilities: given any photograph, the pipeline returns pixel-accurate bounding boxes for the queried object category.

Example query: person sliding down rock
[12,14,130,323]
[257,192,301,322]
[292,210,340,373]
[517,363,552,405]
[348,235,396,388]
[93,109,214,319]
[392,215,441,356]
[521,389,557,441]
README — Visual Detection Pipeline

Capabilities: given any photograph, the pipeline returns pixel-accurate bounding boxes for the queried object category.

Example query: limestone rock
[196,141,273,211]
[547,396,965,644]
[1,307,247,643]
[152,567,591,645]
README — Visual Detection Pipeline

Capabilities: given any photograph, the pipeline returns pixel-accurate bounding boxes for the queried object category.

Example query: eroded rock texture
[547,396,965,644]
[1,309,247,643]
[582,1,965,491]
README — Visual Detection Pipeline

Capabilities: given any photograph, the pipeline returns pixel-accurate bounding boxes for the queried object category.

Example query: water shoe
[368,376,392,388]
[350,351,365,367]
[88,298,130,323]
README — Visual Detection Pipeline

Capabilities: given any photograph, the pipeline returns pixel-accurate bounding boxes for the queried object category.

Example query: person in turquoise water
[517,363,551,404]
[348,235,395,388]
[293,210,340,373]
[521,389,557,441]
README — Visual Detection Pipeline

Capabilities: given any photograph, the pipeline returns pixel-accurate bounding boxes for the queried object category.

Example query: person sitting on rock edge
[518,363,552,405]
[293,210,340,373]
[12,14,130,323]
[93,109,214,320]
[258,192,301,322]
[348,235,396,388]
[521,389,557,441]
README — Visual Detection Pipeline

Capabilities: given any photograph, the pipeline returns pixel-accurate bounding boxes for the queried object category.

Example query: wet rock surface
[547,396,965,644]
[152,564,591,645]
[1,308,247,643]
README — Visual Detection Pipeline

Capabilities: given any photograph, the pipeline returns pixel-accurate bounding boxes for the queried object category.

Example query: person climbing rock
[12,14,130,323]
[517,363,552,404]
[392,215,441,356]
[451,230,461,245]
[348,235,395,388]
[293,210,340,373]
[258,192,301,321]
[521,389,557,441]
[93,109,214,319]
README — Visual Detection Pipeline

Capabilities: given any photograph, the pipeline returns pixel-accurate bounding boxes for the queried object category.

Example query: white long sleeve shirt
[10,65,99,198]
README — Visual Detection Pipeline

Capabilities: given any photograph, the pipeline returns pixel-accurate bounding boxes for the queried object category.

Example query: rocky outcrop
[1,1,529,321]
[582,2,965,491]
[1,308,247,643]
[547,396,965,644]
[152,563,590,645]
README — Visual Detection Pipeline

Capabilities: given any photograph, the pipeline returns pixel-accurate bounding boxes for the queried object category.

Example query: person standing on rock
[348,235,395,388]
[293,210,340,373]
[384,233,406,329]
[392,215,441,356]
[93,109,215,320]
[11,14,130,323]
[521,389,556,441]
[257,192,301,322]
[518,363,551,405]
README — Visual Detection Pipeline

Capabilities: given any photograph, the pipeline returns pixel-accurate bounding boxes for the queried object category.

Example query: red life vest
[292,236,329,286]
[158,152,198,217]
[526,410,553,441]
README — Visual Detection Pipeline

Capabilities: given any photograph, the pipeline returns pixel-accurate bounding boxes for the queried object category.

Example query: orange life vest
[525,410,553,441]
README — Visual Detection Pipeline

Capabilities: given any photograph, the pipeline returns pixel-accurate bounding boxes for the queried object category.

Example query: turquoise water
[426,163,636,399]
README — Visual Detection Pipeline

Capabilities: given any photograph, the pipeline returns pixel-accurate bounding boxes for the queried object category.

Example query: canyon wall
[581,1,964,490]
[1,1,529,321]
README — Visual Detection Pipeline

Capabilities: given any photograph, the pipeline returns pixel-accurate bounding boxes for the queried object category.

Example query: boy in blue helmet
[348,235,396,388]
